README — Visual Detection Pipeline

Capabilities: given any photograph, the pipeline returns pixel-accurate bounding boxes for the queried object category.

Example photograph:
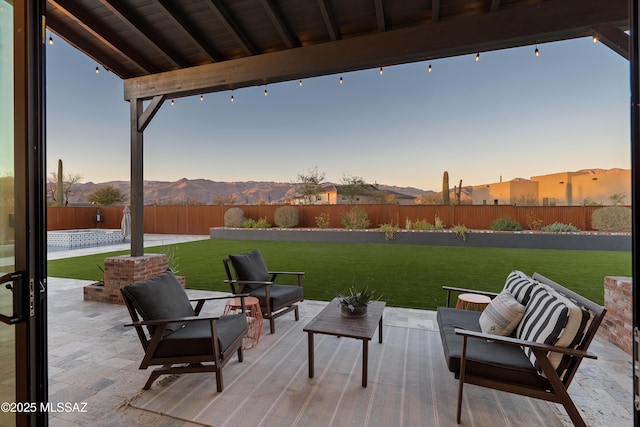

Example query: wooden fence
[47,204,609,234]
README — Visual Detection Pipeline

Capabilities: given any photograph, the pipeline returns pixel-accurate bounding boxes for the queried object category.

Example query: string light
[200,95,204,101]
[379,67,383,75]
[95,65,100,74]
[339,76,343,85]
[535,46,540,57]
[170,99,174,106]
[475,52,480,62]
[428,64,432,73]
[230,94,234,103]
[264,88,268,97]
[48,34,53,45]
[592,36,598,43]
[298,80,303,87]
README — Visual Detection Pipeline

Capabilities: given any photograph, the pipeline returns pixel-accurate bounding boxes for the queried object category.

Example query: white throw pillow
[479,291,526,336]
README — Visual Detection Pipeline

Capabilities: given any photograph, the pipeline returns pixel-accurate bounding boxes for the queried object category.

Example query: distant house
[294,184,415,205]
[471,169,630,206]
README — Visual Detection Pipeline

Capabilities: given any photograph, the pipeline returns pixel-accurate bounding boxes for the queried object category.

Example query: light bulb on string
[339,76,343,85]
[298,80,303,87]
[200,95,204,102]
[379,67,383,75]
[592,36,598,43]
[170,99,174,106]
[230,94,234,103]
[48,34,53,45]
[95,65,100,74]
[475,52,480,62]
[428,64,432,73]
[264,88,268,97]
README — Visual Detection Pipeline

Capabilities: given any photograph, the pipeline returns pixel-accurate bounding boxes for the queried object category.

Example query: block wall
[83,253,185,304]
[599,276,632,355]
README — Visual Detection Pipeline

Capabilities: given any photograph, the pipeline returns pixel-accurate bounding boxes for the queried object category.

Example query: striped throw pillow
[502,270,536,305]
[479,291,526,336]
[516,283,586,375]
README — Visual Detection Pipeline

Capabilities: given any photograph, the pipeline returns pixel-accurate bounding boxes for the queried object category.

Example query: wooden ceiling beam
[100,0,191,69]
[259,0,300,49]
[489,0,502,12]
[317,0,340,40]
[124,0,628,101]
[205,0,258,56]
[591,24,630,60]
[48,0,159,75]
[374,0,387,32]
[432,0,441,23]
[152,0,222,62]
[46,14,139,77]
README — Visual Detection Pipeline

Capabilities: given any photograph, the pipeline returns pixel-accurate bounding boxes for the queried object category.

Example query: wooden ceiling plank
[205,0,258,56]
[490,0,501,12]
[259,0,300,48]
[47,14,139,77]
[124,0,628,101]
[49,0,159,75]
[316,0,340,41]
[591,24,630,60]
[152,0,222,62]
[432,0,441,23]
[374,0,387,32]
[100,0,191,69]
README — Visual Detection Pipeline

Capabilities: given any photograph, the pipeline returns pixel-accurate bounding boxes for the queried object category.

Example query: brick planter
[599,276,632,354]
[83,253,185,304]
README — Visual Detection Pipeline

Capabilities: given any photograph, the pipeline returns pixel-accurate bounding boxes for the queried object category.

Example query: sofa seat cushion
[121,270,195,337]
[437,307,549,389]
[155,314,247,358]
[249,284,303,311]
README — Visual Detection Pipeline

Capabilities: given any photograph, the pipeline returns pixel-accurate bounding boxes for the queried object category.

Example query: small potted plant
[336,284,379,318]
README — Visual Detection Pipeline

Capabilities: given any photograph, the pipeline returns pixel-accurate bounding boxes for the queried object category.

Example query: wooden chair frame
[445,273,606,427]
[223,258,304,334]
[122,292,249,392]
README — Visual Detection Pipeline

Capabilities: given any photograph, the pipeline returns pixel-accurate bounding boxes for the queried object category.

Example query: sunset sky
[46,35,630,191]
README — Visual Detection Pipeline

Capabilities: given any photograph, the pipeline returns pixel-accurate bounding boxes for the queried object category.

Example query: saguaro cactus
[57,159,64,207]
[442,171,450,205]
[454,179,463,205]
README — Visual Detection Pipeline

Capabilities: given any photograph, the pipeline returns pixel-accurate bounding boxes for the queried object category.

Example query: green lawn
[47,239,631,310]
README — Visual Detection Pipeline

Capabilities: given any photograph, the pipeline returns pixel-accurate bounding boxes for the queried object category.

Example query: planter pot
[341,304,367,318]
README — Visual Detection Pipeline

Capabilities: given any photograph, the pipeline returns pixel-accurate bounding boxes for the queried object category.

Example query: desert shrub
[591,206,632,232]
[274,206,300,228]
[379,223,399,240]
[405,218,412,230]
[254,217,272,228]
[525,211,544,231]
[315,213,330,229]
[540,222,579,233]
[412,219,436,230]
[491,216,522,231]
[242,218,256,228]
[434,215,444,230]
[451,224,470,241]
[341,206,370,229]
[224,207,245,228]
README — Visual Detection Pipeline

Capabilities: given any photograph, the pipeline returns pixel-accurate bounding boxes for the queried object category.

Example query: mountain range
[67,178,449,205]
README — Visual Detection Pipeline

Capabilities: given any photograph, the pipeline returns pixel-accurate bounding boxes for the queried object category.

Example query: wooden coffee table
[303,298,385,387]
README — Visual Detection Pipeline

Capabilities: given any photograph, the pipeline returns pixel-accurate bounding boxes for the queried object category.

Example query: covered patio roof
[47,0,629,101]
